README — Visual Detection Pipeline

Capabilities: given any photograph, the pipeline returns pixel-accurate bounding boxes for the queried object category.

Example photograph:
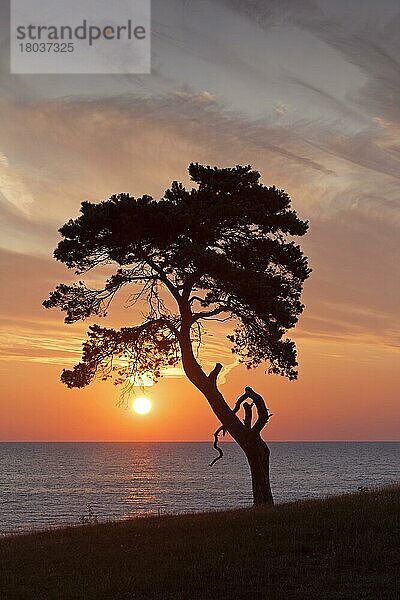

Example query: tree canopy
[44,163,310,390]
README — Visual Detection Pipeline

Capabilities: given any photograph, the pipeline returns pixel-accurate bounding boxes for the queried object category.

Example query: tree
[44,164,311,505]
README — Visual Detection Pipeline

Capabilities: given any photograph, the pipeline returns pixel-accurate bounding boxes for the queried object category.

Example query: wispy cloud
[0,0,399,379]
[0,152,34,214]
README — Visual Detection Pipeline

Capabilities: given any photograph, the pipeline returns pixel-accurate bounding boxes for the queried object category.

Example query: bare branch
[244,386,272,434]
[209,383,250,467]
[192,306,228,321]
[202,315,233,323]
[189,295,206,306]
[232,391,249,415]
[243,402,253,429]
[209,425,224,467]
[208,362,223,386]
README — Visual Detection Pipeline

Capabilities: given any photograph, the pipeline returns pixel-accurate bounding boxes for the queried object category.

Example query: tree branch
[232,391,249,415]
[208,363,223,386]
[60,317,181,389]
[144,256,181,303]
[182,275,197,301]
[189,295,205,306]
[192,305,229,322]
[243,402,253,429]
[209,425,224,467]
[209,386,254,467]
[244,386,272,434]
[203,315,233,323]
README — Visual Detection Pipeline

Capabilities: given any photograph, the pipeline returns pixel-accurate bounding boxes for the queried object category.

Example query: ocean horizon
[1,441,398,534]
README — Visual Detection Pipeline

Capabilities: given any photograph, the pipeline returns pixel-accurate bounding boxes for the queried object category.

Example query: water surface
[0,442,398,533]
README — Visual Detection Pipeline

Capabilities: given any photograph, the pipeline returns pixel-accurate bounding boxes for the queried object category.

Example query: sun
[131,396,152,415]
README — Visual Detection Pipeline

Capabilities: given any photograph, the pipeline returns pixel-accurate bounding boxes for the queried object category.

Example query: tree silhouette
[44,164,310,505]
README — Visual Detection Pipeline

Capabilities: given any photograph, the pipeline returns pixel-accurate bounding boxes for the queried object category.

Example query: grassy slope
[0,486,399,600]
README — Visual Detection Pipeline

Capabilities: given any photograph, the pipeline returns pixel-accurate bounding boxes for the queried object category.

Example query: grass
[0,486,399,599]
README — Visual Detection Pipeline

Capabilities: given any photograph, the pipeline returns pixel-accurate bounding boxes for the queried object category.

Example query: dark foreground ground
[0,486,399,600]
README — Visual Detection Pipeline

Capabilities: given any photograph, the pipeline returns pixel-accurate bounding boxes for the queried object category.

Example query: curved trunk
[178,322,273,505]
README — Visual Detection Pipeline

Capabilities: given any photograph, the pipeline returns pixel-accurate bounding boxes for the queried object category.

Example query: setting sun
[131,397,152,415]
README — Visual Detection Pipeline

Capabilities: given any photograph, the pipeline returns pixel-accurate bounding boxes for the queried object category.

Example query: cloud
[299,206,400,348]
[0,152,34,214]
[216,0,320,29]
[0,87,398,355]
[0,0,399,364]
[212,0,400,185]
[0,91,334,219]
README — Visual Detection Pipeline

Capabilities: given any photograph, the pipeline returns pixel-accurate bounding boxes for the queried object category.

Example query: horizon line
[0,440,399,444]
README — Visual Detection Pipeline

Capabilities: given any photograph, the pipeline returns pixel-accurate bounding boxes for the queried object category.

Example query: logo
[11,0,151,74]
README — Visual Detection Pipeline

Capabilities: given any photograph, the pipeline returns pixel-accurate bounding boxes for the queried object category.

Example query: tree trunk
[178,322,274,506]
[244,438,273,505]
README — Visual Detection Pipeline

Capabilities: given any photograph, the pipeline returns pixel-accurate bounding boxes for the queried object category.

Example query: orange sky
[0,237,398,441]
[0,327,398,441]
[0,0,399,441]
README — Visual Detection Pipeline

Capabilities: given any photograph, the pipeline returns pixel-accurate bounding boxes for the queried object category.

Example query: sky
[0,0,399,441]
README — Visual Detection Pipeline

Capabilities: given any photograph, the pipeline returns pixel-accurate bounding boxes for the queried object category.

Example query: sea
[0,442,398,534]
